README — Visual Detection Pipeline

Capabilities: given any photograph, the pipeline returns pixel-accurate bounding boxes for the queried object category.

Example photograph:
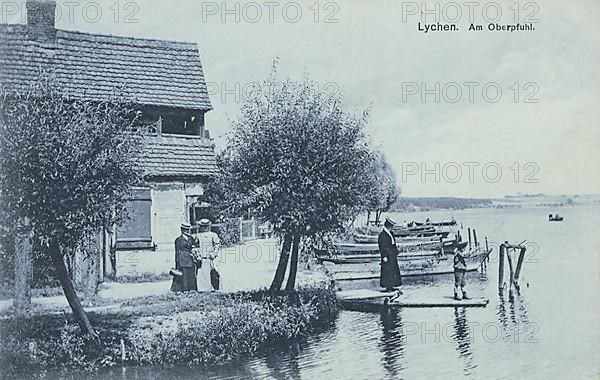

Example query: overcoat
[378,229,402,288]
[170,234,198,292]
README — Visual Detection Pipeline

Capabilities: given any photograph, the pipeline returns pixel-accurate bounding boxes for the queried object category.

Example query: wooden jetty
[337,289,489,310]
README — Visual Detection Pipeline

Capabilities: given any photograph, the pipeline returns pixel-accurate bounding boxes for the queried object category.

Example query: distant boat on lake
[549,214,564,221]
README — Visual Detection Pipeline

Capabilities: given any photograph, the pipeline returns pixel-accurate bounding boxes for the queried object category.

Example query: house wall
[115,181,204,275]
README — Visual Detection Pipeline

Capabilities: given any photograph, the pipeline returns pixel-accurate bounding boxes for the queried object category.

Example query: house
[0,0,218,279]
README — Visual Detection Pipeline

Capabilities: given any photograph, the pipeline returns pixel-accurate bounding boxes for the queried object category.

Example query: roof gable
[0,24,212,110]
[142,135,219,178]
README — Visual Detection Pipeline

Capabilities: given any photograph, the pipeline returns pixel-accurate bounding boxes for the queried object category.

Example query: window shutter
[116,188,153,250]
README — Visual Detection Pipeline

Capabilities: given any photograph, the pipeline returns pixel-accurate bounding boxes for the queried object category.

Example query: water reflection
[261,342,301,380]
[452,307,477,375]
[497,290,535,343]
[378,308,406,378]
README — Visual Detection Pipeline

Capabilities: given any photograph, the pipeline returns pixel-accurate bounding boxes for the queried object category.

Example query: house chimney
[26,0,56,43]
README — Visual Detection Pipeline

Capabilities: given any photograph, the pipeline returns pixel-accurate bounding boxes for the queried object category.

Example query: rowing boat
[332,238,467,255]
[319,247,491,279]
[411,219,458,227]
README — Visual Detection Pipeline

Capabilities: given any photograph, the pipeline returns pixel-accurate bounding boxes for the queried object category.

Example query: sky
[2,0,599,197]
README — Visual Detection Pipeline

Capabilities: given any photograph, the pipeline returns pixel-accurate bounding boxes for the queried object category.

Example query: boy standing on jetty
[453,250,469,300]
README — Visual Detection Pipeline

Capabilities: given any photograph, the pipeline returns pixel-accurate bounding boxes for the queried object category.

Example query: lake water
[94,205,600,379]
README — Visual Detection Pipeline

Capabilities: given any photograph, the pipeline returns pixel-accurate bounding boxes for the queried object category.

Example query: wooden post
[514,247,526,284]
[120,338,126,362]
[473,229,478,247]
[506,247,516,291]
[14,226,32,317]
[498,244,505,290]
[485,237,489,252]
[467,228,472,250]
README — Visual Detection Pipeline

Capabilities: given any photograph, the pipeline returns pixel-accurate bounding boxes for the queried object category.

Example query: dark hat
[384,217,396,226]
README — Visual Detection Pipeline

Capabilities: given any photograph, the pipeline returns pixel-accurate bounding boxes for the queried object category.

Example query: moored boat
[334,236,466,255]
[411,219,457,227]
[393,229,450,238]
[318,249,441,264]
[319,246,491,280]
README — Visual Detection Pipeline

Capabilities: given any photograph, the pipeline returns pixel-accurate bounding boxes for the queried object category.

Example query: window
[116,188,153,250]
[139,108,205,137]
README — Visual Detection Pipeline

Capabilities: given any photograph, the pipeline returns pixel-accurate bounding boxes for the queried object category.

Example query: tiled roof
[0,24,212,110]
[142,135,218,178]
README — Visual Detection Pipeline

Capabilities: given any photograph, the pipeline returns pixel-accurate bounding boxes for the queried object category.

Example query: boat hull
[412,220,457,227]
[332,238,467,255]
[322,248,491,280]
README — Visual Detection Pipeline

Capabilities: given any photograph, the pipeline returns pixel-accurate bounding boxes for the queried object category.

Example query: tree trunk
[14,231,32,317]
[366,211,371,225]
[48,241,97,337]
[269,234,293,294]
[285,235,301,292]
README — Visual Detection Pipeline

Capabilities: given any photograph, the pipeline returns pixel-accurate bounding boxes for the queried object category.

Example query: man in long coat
[171,222,198,292]
[378,217,403,292]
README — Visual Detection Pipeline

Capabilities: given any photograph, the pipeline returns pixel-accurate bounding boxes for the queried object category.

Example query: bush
[0,320,124,377]
[214,217,241,247]
[0,286,338,376]
[127,286,337,366]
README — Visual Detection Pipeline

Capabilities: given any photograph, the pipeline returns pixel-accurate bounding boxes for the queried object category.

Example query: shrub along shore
[0,286,338,378]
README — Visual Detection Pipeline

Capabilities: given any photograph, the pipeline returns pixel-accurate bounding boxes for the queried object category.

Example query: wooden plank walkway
[337,289,489,309]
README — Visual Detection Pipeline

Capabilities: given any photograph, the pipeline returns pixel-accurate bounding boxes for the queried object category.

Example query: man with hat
[378,217,403,293]
[170,222,199,292]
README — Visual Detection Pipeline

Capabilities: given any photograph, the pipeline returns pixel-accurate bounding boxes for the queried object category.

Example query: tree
[0,75,144,335]
[364,152,400,225]
[221,69,375,293]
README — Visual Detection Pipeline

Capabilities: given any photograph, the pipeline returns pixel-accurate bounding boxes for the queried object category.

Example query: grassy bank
[0,286,338,378]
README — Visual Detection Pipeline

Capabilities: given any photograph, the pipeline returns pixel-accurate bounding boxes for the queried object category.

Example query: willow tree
[364,152,400,225]
[0,76,143,335]
[222,71,375,293]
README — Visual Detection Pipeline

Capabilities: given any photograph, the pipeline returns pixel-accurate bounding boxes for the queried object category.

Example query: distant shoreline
[390,194,600,212]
